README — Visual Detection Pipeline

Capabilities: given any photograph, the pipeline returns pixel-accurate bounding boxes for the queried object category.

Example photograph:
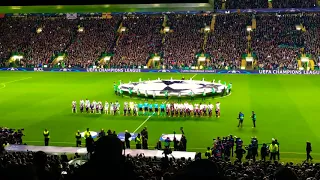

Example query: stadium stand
[161,14,211,69]
[0,13,320,70]
[112,15,163,68]
[214,0,318,9]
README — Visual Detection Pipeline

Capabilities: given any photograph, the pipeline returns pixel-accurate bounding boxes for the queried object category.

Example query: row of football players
[72,100,221,117]
[72,99,121,115]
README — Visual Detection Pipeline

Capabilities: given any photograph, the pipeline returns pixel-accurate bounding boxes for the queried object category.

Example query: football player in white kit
[133,102,138,116]
[105,101,109,114]
[189,104,194,117]
[115,101,120,115]
[166,102,170,116]
[92,100,97,114]
[123,102,128,116]
[72,100,77,113]
[110,102,114,115]
[194,103,200,117]
[202,103,207,116]
[85,99,90,113]
[80,99,84,113]
[208,102,214,117]
[129,101,134,115]
[98,101,103,114]
[216,102,221,118]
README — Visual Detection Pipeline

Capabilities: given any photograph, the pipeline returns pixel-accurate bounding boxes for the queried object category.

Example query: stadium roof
[0,0,213,13]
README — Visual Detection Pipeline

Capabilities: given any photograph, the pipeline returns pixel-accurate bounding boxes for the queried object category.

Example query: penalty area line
[191,74,197,79]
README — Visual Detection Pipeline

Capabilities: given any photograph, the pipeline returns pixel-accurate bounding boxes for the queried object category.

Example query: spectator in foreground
[67,135,136,180]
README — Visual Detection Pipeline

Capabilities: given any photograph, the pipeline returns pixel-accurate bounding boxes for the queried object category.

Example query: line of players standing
[72,99,221,117]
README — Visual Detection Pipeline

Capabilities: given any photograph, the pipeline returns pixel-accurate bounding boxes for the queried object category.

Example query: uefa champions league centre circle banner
[118,79,227,97]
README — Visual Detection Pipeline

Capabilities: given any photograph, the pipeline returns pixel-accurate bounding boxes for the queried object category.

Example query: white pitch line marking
[191,74,197,79]
[132,97,172,133]
[133,113,155,133]
[0,77,32,90]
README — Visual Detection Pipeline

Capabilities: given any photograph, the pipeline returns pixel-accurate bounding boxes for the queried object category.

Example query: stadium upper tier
[214,0,318,9]
[0,13,319,70]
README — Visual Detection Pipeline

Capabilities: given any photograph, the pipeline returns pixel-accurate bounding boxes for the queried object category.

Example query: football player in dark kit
[237,112,244,128]
[306,141,313,162]
[251,111,257,128]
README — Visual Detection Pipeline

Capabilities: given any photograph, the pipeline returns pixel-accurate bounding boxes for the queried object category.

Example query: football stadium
[1,0,320,179]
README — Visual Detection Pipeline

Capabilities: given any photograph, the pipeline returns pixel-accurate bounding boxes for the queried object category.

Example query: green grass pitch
[1,71,320,162]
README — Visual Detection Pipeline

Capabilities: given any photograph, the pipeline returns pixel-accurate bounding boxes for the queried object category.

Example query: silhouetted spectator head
[93,135,123,161]
[274,167,298,180]
[33,151,47,167]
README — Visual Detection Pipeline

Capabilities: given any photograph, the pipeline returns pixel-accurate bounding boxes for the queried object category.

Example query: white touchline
[191,74,197,79]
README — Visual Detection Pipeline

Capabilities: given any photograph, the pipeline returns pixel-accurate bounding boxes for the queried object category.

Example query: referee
[75,130,82,147]
[43,129,50,146]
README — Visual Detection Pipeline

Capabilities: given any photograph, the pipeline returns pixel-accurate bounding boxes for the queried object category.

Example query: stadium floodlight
[12,55,23,61]
[120,27,126,32]
[164,26,170,33]
[204,26,210,32]
[36,28,42,34]
[78,27,84,32]
[198,56,206,62]
[103,56,111,61]
[301,56,309,63]
[153,56,160,61]
[57,56,64,61]
[246,26,252,32]
[245,56,253,62]
[295,25,302,31]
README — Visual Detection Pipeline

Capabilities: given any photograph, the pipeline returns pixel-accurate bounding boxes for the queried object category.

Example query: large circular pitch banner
[118,80,227,97]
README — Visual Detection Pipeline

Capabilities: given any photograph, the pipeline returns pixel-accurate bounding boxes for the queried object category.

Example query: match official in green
[129,88,133,98]
[251,111,257,128]
[165,90,168,100]
[75,130,82,147]
[202,89,206,101]
[43,129,50,146]
[211,87,215,99]
[113,82,118,95]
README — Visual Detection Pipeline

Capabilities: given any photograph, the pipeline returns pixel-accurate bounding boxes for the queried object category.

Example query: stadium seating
[1,12,319,70]
[214,0,317,9]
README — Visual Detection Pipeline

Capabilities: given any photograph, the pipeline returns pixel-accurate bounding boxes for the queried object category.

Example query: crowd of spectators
[0,127,24,146]
[272,0,318,8]
[252,14,302,70]
[205,14,249,70]
[1,135,318,180]
[161,14,211,69]
[214,0,317,9]
[0,13,320,70]
[65,17,120,68]
[112,15,163,68]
